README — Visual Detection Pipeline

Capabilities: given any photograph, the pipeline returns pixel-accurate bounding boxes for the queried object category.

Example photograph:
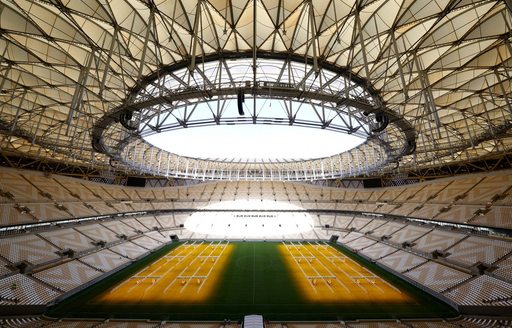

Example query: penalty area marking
[291,242,337,293]
[283,242,338,293]
[110,241,195,294]
[315,241,401,294]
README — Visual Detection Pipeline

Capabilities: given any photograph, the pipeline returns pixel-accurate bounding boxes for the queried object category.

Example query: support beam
[66,51,94,136]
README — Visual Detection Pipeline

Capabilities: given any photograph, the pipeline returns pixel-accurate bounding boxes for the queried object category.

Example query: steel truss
[92,55,415,181]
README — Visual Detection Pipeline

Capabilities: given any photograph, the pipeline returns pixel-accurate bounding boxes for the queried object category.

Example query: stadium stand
[370,221,406,239]
[407,182,451,203]
[145,231,170,244]
[25,174,78,203]
[101,221,138,238]
[151,201,174,210]
[434,205,481,225]
[492,255,512,282]
[136,189,157,201]
[109,242,149,260]
[389,225,431,244]
[0,167,512,322]
[411,230,467,254]
[0,274,61,305]
[457,316,512,327]
[38,229,95,254]
[33,260,103,292]
[154,214,177,228]
[131,202,155,212]
[0,234,61,265]
[0,170,49,203]
[410,204,447,221]
[404,262,472,293]
[79,249,131,273]
[358,219,387,234]
[345,236,377,251]
[471,206,512,229]
[330,215,354,229]
[338,232,364,245]
[375,204,399,214]
[0,258,12,277]
[2,0,512,324]
[389,203,421,217]
[131,236,163,251]
[379,251,427,273]
[61,203,99,219]
[19,203,73,222]
[81,185,115,201]
[430,178,483,204]
[445,236,512,266]
[359,243,397,260]
[355,203,380,213]
[111,202,136,213]
[87,202,117,216]
[347,217,373,231]
[74,224,120,244]
[494,192,512,206]
[444,275,512,306]
[122,218,150,233]
[455,174,512,205]
[58,180,99,202]
[0,203,36,226]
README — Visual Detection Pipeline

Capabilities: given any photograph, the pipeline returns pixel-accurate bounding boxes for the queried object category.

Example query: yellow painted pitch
[97,241,233,304]
[279,243,413,303]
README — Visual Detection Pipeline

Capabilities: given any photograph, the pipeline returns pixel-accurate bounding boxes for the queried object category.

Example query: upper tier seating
[358,219,387,234]
[345,236,376,251]
[79,249,131,273]
[0,170,48,203]
[0,234,60,265]
[101,221,138,238]
[33,260,103,292]
[131,235,163,251]
[109,242,149,260]
[0,203,36,226]
[122,218,150,232]
[1,167,511,229]
[471,206,512,229]
[38,228,95,253]
[74,224,120,244]
[370,221,406,238]
[430,177,482,204]
[389,225,431,244]
[359,243,397,260]
[412,230,466,253]
[379,250,427,273]
[456,174,512,205]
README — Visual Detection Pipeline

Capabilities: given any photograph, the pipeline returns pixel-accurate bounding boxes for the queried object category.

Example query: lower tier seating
[0,274,61,305]
[444,275,512,306]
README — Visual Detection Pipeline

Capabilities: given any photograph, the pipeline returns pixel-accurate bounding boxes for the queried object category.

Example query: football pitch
[47,241,457,321]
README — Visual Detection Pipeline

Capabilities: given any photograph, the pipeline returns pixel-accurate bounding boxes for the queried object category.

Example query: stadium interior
[1,0,512,327]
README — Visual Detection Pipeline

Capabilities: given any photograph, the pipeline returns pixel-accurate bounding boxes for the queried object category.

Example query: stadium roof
[0,0,511,180]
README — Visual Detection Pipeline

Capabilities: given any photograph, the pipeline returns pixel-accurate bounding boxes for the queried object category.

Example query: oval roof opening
[144,123,365,162]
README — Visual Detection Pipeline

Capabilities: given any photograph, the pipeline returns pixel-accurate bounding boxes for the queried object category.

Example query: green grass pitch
[46,242,457,321]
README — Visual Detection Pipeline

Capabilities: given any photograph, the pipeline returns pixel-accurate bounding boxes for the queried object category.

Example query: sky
[145,124,364,162]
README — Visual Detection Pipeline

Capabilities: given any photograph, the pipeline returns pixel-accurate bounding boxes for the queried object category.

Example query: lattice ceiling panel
[0,0,511,175]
